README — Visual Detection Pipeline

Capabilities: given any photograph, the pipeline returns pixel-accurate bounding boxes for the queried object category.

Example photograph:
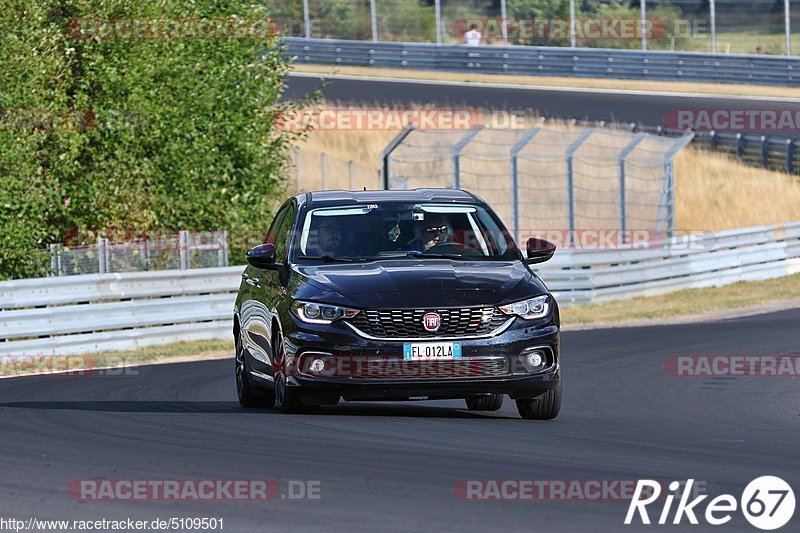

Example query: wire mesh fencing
[49,230,229,276]
[291,148,381,193]
[383,125,694,243]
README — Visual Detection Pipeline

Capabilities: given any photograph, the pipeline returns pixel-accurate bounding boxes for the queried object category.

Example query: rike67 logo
[626,477,795,530]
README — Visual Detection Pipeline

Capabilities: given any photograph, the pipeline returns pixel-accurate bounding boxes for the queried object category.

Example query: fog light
[515,347,548,374]
[527,351,543,368]
[310,359,325,372]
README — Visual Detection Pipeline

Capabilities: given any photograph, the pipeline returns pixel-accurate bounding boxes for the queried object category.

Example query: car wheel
[235,333,275,408]
[515,382,561,420]
[465,394,504,411]
[272,330,309,414]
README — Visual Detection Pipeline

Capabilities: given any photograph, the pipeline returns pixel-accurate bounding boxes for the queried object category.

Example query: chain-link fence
[383,125,694,241]
[291,147,381,192]
[269,0,798,55]
[49,230,229,276]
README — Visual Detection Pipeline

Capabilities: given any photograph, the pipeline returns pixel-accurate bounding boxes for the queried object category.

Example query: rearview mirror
[526,238,556,265]
[246,243,278,269]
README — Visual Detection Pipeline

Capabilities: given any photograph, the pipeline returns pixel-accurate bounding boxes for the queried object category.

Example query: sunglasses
[424,225,447,235]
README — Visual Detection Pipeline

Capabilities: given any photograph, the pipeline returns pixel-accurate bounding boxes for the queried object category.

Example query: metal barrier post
[452,126,483,189]
[509,127,541,244]
[761,136,769,168]
[370,0,378,42]
[381,124,416,189]
[303,0,311,38]
[435,0,442,44]
[787,139,795,173]
[565,129,596,245]
[618,134,647,242]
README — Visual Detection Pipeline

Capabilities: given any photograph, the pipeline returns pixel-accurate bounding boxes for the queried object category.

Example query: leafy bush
[0,0,302,280]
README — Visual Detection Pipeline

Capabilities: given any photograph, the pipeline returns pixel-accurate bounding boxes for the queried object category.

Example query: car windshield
[294,202,519,262]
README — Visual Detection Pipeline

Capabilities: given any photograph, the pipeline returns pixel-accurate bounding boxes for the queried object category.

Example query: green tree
[0,0,302,279]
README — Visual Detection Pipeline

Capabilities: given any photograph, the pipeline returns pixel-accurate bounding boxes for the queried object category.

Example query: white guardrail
[1,222,799,356]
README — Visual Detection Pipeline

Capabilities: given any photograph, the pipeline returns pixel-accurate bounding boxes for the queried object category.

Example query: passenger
[310,216,344,257]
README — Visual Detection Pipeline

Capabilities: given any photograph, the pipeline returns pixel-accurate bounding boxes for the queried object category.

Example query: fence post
[381,124,416,189]
[658,132,695,240]
[320,152,328,190]
[761,136,769,168]
[179,230,189,270]
[50,243,59,277]
[618,134,647,242]
[565,129,596,246]
[736,133,744,159]
[349,160,356,190]
[709,130,718,149]
[509,127,541,244]
[144,238,151,271]
[97,238,109,274]
[452,126,483,189]
[294,147,301,193]
[787,138,795,173]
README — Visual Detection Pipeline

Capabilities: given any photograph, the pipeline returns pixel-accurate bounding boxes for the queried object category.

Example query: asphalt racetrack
[1,308,798,531]
[284,73,800,129]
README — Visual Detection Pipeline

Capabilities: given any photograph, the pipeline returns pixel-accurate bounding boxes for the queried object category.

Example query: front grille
[350,358,511,380]
[348,307,509,339]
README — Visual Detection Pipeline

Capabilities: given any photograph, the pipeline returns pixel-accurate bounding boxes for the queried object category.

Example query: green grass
[562,273,800,325]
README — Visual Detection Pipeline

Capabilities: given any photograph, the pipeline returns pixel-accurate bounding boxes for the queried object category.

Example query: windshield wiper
[300,255,363,263]
[403,251,474,260]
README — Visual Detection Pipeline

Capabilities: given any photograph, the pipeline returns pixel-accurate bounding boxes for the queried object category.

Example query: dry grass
[675,149,800,230]
[294,107,800,232]
[293,64,800,100]
[0,340,230,378]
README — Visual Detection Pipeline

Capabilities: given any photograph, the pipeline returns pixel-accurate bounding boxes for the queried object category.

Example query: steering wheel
[425,241,482,256]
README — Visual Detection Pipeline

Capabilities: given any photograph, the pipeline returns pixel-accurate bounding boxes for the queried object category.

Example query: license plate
[403,342,462,361]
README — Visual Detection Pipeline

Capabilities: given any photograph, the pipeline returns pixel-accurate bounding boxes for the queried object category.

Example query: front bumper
[281,313,560,402]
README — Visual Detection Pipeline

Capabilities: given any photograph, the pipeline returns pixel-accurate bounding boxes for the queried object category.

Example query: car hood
[291,259,544,308]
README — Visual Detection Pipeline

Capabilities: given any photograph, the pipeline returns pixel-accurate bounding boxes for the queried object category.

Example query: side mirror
[246,243,278,269]
[526,238,556,265]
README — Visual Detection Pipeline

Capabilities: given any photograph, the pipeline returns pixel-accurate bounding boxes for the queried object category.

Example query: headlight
[498,295,550,320]
[290,301,360,324]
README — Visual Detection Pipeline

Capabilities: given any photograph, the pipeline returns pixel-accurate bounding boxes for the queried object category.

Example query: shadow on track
[0,400,518,419]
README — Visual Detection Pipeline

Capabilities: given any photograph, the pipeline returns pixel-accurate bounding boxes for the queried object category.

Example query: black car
[233,189,561,419]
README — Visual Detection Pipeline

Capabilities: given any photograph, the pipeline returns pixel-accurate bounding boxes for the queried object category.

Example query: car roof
[298,188,481,208]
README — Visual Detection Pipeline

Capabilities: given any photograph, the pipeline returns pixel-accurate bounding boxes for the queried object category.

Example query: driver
[413,215,451,251]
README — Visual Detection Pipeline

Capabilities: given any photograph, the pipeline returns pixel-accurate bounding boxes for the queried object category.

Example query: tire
[272,330,310,414]
[465,394,504,411]
[515,382,561,420]
[235,333,275,408]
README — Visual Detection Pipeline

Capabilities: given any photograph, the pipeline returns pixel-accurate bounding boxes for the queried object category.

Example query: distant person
[464,24,481,47]
[464,23,482,68]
